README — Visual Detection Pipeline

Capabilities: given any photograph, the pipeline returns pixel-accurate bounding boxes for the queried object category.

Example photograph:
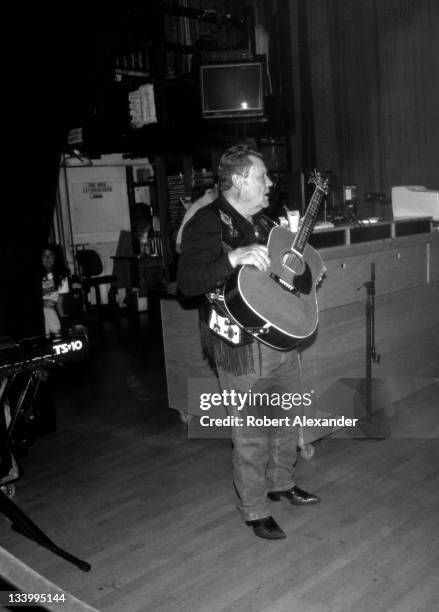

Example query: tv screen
[200,62,264,119]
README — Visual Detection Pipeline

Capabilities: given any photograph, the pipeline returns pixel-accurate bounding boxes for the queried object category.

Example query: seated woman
[41,245,70,337]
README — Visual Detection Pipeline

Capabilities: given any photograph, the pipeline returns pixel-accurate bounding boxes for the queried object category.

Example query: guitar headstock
[308,170,329,194]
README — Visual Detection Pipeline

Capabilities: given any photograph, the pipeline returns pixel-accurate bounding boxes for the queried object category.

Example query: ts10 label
[53,340,84,355]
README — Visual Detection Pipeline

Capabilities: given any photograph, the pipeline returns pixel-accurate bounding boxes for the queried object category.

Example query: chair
[75,249,117,309]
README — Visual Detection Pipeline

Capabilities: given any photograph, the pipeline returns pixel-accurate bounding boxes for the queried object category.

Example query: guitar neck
[293,186,325,254]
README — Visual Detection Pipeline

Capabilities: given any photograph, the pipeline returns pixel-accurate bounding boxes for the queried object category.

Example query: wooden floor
[1,309,438,612]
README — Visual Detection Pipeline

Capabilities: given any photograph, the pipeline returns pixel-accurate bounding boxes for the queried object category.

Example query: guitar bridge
[269,273,301,296]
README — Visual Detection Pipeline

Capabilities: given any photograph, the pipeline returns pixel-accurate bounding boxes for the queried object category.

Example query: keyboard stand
[0,489,91,572]
[0,371,91,572]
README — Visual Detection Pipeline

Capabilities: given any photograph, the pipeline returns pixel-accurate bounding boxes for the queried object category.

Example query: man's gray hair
[218,144,263,191]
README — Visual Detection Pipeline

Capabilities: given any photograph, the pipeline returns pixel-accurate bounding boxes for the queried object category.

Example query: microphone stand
[357,263,390,439]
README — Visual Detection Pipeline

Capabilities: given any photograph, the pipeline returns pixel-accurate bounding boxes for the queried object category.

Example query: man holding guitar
[178,144,321,540]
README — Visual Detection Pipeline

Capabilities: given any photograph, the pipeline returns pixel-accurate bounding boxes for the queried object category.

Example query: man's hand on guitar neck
[228,244,271,272]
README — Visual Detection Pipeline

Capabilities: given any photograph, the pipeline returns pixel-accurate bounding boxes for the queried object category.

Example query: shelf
[165,42,196,54]
[133,180,155,187]
[308,217,433,250]
[163,4,245,28]
[115,68,150,78]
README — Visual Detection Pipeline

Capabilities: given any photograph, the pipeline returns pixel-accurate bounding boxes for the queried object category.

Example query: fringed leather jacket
[177,194,274,375]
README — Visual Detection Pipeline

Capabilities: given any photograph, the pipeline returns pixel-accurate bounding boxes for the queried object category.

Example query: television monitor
[200,62,264,119]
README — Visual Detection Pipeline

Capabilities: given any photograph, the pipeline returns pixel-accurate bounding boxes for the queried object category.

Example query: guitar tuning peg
[308,169,319,184]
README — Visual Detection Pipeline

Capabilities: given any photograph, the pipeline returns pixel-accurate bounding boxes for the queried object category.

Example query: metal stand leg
[357,263,390,439]
[0,490,91,572]
[0,373,91,572]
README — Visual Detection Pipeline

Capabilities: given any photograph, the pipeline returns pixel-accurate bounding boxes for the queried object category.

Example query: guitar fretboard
[293,185,325,254]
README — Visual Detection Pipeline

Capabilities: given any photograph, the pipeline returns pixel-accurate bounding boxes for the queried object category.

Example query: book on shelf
[128,84,157,128]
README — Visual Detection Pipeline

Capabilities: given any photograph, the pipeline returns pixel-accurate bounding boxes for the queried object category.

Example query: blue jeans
[216,343,300,522]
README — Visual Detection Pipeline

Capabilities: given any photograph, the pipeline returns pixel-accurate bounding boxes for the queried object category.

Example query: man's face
[238,155,273,216]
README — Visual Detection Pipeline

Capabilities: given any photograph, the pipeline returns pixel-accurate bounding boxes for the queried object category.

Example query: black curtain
[295,0,439,203]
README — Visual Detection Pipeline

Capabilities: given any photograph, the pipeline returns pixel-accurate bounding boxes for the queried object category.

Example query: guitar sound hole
[282,252,305,275]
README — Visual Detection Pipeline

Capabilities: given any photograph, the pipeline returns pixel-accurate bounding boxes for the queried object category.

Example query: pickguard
[293,262,312,294]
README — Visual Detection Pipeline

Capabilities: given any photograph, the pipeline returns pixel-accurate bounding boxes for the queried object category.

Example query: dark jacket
[178,194,271,296]
[177,194,274,375]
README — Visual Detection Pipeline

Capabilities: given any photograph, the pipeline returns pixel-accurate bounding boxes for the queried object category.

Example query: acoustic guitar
[222,171,329,350]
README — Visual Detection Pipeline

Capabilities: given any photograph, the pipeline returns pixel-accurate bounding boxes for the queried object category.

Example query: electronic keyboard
[0,328,88,377]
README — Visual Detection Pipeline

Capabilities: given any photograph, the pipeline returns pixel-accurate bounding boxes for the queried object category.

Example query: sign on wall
[68,166,131,243]
[82,182,113,198]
